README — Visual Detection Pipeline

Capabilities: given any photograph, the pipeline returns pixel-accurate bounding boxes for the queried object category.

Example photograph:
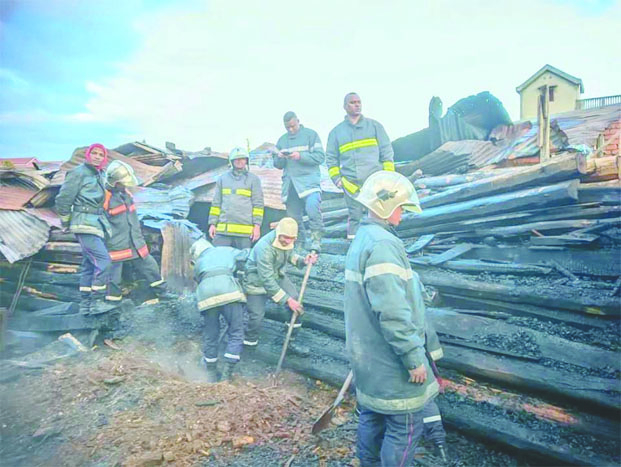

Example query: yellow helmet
[356,171,422,219]
[105,160,139,188]
[190,237,212,262]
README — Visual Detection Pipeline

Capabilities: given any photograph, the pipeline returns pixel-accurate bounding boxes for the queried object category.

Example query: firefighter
[344,170,440,466]
[208,147,264,249]
[273,111,325,252]
[326,92,395,239]
[102,160,175,304]
[242,218,317,349]
[55,143,112,314]
[190,237,249,383]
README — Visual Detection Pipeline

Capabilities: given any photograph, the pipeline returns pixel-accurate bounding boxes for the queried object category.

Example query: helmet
[356,171,422,219]
[229,147,249,164]
[275,217,298,238]
[104,160,139,188]
[190,237,212,262]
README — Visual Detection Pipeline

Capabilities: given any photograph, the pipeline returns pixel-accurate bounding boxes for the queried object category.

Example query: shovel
[274,262,313,376]
[312,370,354,435]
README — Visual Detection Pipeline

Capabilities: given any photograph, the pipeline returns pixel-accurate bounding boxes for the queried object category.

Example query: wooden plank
[399,179,580,230]
[439,259,553,275]
[404,234,435,255]
[420,154,585,208]
[530,234,600,247]
[426,244,473,265]
[414,270,620,316]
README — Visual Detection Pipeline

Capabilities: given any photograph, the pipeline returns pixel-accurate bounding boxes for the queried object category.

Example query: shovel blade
[312,406,337,435]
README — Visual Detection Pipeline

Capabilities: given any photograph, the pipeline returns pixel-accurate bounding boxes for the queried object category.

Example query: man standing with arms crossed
[274,111,325,252]
[326,93,395,240]
[344,170,439,466]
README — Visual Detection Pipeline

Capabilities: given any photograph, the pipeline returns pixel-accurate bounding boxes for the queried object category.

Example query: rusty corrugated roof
[50,147,178,187]
[0,157,41,169]
[0,185,38,210]
[0,210,50,263]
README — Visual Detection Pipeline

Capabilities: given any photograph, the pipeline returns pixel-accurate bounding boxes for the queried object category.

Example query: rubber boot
[203,359,218,383]
[79,291,92,315]
[310,230,322,253]
[220,362,236,382]
[152,282,177,300]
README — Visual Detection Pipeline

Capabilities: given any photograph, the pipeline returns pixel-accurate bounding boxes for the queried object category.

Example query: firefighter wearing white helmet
[103,161,175,305]
[242,217,317,348]
[208,147,265,249]
[190,236,250,383]
[344,171,441,466]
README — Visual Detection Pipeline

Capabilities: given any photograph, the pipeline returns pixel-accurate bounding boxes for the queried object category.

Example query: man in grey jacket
[274,111,325,252]
[345,170,439,466]
[326,93,395,239]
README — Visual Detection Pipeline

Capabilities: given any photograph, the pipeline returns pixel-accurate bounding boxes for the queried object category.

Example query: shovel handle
[333,370,354,408]
[274,262,313,376]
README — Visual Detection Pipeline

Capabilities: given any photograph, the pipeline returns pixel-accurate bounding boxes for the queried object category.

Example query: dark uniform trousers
[344,193,366,239]
[107,254,162,301]
[212,235,252,250]
[202,301,245,364]
[244,276,299,345]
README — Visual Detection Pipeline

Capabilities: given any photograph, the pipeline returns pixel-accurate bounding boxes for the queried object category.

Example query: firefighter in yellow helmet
[103,160,175,304]
[242,217,317,348]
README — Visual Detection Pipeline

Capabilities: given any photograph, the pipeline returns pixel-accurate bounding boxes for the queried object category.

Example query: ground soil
[0,299,530,467]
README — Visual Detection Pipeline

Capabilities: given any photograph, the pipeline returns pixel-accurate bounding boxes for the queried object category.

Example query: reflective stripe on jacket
[326,116,395,195]
[55,163,110,238]
[274,126,325,202]
[244,230,305,303]
[208,169,264,237]
[103,189,149,262]
[194,246,249,311]
[344,217,438,414]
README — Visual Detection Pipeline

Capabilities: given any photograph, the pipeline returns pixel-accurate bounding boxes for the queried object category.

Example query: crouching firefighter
[190,237,249,383]
[243,218,317,350]
[103,161,175,304]
[344,170,442,467]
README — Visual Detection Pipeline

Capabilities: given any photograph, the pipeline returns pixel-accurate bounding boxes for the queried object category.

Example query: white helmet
[229,147,249,163]
[105,160,139,188]
[356,171,422,219]
[190,237,212,262]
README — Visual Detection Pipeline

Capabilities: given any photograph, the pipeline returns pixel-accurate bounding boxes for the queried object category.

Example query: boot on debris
[79,291,92,314]
[152,281,177,300]
[309,230,322,253]
[203,358,219,383]
[220,362,236,382]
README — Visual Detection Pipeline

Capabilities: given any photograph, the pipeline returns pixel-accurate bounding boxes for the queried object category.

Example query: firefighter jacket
[55,163,111,238]
[194,246,249,311]
[344,217,439,414]
[326,115,395,196]
[208,169,264,237]
[243,230,305,304]
[274,125,325,202]
[102,188,150,262]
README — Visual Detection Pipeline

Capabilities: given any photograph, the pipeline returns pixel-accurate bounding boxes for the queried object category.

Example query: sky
[1,0,619,160]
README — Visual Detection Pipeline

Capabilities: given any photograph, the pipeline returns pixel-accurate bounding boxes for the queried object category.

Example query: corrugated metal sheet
[0,157,40,169]
[0,210,50,263]
[0,169,51,190]
[24,208,61,228]
[407,140,504,176]
[0,185,37,210]
[132,186,194,219]
[555,104,621,147]
[50,147,178,187]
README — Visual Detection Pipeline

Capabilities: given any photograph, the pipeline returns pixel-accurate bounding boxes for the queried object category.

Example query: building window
[549,86,556,102]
